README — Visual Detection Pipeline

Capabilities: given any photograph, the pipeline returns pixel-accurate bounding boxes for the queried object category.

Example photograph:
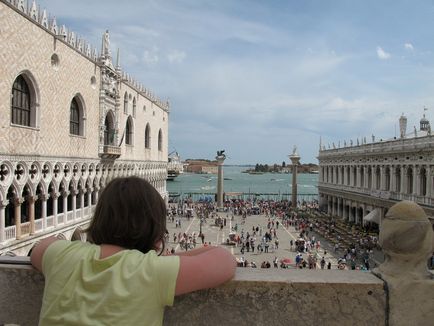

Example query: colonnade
[0,159,168,244]
[320,194,382,226]
[319,164,432,198]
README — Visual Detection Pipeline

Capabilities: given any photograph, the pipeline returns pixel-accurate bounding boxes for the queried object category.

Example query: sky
[36,0,434,165]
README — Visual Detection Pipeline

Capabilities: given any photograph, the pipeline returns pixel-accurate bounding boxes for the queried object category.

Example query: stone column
[400,167,405,194]
[41,194,47,230]
[80,190,85,219]
[343,166,347,185]
[52,192,59,227]
[215,153,226,209]
[289,147,301,208]
[426,169,432,199]
[390,166,396,192]
[413,165,418,196]
[380,166,385,190]
[0,200,8,243]
[95,187,99,204]
[356,167,361,188]
[72,190,77,220]
[14,198,24,239]
[87,189,92,211]
[28,196,36,235]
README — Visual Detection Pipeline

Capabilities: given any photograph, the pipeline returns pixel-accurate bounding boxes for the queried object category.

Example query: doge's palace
[0,0,170,255]
[318,113,434,227]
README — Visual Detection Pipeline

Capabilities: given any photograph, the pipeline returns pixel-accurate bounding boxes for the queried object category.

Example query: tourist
[30,177,236,325]
[320,257,326,269]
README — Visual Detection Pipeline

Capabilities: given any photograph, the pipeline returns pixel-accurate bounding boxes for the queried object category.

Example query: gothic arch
[11,70,40,128]
[104,110,116,146]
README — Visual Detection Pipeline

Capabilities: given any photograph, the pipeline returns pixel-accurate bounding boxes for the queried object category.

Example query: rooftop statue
[103,30,111,57]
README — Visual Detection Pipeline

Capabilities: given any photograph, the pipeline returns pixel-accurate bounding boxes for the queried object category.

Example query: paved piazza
[166,206,339,269]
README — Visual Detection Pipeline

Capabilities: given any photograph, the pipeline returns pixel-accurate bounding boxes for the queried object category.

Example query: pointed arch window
[11,75,31,126]
[158,129,163,151]
[70,98,80,135]
[104,111,115,145]
[145,124,151,149]
[125,116,133,145]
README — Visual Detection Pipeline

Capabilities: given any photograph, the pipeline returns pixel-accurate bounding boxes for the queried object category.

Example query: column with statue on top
[215,150,226,210]
[289,146,301,208]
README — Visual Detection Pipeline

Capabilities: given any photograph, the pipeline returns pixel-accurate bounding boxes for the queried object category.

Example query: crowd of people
[167,198,386,271]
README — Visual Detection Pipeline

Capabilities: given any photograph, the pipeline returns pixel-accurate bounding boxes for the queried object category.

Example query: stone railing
[0,261,386,326]
[0,201,432,326]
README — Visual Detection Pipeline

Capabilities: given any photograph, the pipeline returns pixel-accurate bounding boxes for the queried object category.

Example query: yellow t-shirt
[40,240,180,326]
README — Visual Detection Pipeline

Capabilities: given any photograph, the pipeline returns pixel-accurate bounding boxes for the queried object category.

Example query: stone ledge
[0,263,386,326]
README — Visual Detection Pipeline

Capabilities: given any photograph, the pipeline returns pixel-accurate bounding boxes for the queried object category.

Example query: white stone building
[318,113,434,227]
[0,0,170,255]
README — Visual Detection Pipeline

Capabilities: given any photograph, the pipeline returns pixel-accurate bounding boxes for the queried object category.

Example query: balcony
[100,145,121,159]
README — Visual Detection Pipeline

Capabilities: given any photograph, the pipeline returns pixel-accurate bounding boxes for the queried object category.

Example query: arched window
[11,75,31,126]
[124,92,128,114]
[420,167,427,196]
[104,111,115,145]
[407,167,413,194]
[367,167,372,189]
[132,97,136,118]
[70,98,80,135]
[375,166,381,189]
[360,167,365,188]
[158,129,163,151]
[125,116,133,145]
[145,123,151,149]
[395,167,401,192]
[385,167,390,191]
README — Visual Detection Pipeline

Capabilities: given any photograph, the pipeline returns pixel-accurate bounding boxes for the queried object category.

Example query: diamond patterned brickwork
[0,1,169,162]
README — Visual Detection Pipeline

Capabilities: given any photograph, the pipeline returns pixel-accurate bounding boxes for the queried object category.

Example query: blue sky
[38,0,434,164]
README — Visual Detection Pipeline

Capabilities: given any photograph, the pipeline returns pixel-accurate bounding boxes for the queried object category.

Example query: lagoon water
[166,166,318,198]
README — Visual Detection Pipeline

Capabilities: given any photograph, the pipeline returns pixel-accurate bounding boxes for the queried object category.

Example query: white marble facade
[0,0,169,255]
[318,114,434,226]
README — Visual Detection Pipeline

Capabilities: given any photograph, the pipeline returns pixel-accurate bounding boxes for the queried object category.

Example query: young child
[31,177,236,325]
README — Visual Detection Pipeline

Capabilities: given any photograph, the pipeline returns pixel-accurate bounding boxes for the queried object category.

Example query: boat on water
[248,171,264,175]
[167,170,179,181]
[167,151,184,181]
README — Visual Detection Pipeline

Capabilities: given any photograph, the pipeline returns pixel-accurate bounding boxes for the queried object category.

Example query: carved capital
[14,197,24,206]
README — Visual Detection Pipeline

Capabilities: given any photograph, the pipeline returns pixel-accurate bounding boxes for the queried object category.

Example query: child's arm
[30,236,59,272]
[174,246,236,295]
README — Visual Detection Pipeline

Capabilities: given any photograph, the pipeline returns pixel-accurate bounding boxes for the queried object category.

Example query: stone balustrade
[0,261,386,326]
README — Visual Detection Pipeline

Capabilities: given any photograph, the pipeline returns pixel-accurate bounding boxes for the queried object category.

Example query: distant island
[243,162,318,174]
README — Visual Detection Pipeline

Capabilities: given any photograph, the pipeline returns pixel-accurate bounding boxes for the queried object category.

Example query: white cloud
[404,43,414,51]
[143,47,159,65]
[377,46,391,60]
[167,50,186,63]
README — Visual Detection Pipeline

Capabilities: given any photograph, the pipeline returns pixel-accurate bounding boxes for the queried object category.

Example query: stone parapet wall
[0,262,386,326]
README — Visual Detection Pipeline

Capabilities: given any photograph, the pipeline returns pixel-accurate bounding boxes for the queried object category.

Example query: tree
[282,161,286,168]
